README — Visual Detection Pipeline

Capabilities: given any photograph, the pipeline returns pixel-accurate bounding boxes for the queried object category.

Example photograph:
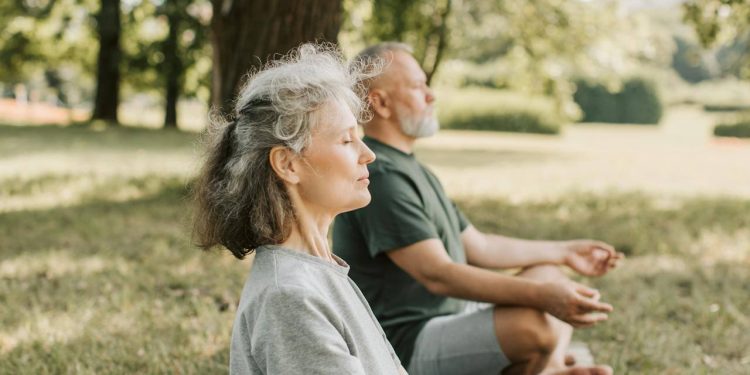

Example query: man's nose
[426,88,435,103]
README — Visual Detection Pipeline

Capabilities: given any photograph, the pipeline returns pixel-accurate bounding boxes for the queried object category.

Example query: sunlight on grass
[690,229,750,265]
[0,174,191,213]
[0,251,131,279]
[0,308,95,354]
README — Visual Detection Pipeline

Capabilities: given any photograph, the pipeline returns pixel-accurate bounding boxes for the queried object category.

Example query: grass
[1,123,749,373]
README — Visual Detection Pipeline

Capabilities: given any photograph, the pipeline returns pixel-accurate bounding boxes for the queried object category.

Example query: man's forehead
[375,51,425,86]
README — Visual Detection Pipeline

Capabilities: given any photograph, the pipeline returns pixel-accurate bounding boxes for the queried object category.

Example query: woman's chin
[339,193,371,213]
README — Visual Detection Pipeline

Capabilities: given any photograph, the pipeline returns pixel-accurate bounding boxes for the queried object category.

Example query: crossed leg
[494,265,612,375]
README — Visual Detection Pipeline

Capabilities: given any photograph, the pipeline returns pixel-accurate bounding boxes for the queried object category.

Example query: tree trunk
[92,0,121,123]
[163,8,181,129]
[425,0,451,85]
[210,0,343,114]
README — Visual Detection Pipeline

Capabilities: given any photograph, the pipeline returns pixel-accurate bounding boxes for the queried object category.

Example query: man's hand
[562,240,623,277]
[537,280,613,328]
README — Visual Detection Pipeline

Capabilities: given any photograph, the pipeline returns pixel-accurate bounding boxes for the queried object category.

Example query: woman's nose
[359,141,376,164]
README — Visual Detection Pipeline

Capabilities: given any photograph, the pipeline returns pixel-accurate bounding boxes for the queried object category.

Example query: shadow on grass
[0,124,199,158]
[1,179,241,373]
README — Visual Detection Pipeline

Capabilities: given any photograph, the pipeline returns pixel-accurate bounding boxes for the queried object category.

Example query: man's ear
[269,146,301,184]
[368,89,392,119]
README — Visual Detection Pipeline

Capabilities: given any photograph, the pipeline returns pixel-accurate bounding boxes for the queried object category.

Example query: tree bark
[425,0,451,85]
[163,8,181,129]
[209,0,343,114]
[91,0,121,123]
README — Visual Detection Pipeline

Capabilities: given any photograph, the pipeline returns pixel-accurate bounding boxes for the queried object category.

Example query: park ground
[1,105,749,374]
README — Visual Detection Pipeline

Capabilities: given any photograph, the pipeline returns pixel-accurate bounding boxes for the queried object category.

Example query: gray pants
[407,303,510,375]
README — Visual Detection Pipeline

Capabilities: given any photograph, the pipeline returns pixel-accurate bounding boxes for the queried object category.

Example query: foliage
[436,88,565,134]
[715,32,750,78]
[0,0,98,104]
[704,104,750,112]
[435,2,676,123]
[667,77,750,107]
[574,77,663,124]
[122,0,211,101]
[714,115,750,138]
[671,35,717,83]
[355,0,451,82]
[0,0,211,113]
[684,0,750,78]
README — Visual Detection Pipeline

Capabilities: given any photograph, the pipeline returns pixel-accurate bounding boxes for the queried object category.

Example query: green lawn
[1,124,748,374]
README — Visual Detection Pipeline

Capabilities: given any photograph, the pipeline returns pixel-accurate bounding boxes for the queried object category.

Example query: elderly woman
[192,44,404,374]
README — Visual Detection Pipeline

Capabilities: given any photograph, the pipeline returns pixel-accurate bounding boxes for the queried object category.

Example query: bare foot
[543,365,613,375]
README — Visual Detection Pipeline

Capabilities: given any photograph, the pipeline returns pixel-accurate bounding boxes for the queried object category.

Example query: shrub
[714,120,750,138]
[436,88,565,134]
[704,104,750,112]
[574,77,663,124]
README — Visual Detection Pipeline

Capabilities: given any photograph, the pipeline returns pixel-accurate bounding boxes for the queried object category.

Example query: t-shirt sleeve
[354,170,439,257]
[247,287,366,375]
[452,200,471,232]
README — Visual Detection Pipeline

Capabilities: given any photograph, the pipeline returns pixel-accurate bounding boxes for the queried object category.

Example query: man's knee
[494,307,558,362]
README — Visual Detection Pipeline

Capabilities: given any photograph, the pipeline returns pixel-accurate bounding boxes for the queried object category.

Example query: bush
[704,104,750,112]
[436,88,565,134]
[574,77,663,124]
[714,121,750,138]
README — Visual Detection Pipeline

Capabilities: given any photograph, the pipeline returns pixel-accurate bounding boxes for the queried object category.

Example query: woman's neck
[279,198,335,263]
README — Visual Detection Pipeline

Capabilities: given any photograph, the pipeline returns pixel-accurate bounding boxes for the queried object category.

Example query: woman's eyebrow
[340,124,356,133]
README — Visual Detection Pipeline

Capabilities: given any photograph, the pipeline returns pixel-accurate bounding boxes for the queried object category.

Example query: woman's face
[296,100,376,215]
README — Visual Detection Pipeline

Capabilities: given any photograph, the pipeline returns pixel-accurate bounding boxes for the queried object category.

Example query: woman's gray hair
[193,43,381,259]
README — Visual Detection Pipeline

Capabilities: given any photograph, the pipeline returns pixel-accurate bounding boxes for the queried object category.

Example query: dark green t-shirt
[333,136,470,367]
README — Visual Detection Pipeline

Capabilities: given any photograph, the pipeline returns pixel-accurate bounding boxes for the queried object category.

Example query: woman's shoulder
[238,276,339,327]
[239,248,344,313]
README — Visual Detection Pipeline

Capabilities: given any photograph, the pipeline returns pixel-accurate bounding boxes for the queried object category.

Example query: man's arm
[386,239,613,327]
[461,225,623,276]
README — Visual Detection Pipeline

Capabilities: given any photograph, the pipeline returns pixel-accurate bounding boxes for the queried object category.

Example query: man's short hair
[353,42,414,67]
[351,42,414,106]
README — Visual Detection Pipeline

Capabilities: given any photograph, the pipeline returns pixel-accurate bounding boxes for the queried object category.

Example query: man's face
[383,51,438,138]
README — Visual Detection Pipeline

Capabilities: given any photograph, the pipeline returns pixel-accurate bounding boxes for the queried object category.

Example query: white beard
[395,104,439,138]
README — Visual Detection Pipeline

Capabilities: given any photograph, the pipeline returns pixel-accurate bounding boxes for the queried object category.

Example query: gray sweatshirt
[229,245,402,374]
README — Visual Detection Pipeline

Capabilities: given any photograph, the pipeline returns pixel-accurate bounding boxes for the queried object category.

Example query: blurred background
[1,0,748,373]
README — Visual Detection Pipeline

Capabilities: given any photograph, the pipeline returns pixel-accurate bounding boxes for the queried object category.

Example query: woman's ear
[269,146,301,184]
[368,89,392,119]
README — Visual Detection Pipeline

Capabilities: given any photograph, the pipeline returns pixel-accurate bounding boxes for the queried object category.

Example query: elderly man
[333,42,623,375]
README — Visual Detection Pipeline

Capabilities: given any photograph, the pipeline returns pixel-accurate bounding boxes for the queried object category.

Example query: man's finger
[577,295,613,313]
[575,283,600,298]
[570,312,608,327]
[608,252,625,268]
[593,241,616,257]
